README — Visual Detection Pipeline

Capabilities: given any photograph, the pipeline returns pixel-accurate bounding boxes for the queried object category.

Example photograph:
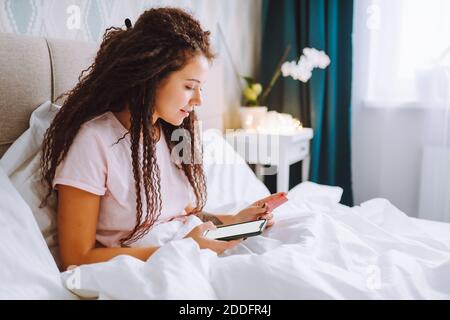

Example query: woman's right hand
[184,222,241,254]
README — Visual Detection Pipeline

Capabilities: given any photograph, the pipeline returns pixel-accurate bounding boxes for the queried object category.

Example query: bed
[1,33,450,300]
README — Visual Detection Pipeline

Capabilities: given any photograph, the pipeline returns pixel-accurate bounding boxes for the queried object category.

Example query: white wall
[352,102,450,218]
[0,0,262,129]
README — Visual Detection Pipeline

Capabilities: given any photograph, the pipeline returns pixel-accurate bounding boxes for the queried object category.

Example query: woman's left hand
[232,204,270,225]
[231,192,286,228]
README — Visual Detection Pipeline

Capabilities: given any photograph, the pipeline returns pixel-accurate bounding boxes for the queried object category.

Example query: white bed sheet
[411,218,450,244]
[61,181,450,300]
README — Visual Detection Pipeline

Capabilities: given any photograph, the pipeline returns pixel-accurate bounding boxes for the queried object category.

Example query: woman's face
[153,54,209,126]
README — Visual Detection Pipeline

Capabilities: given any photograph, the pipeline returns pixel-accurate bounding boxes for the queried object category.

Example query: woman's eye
[185,86,194,90]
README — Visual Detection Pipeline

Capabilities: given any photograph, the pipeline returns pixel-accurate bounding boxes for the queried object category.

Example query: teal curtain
[260,0,354,206]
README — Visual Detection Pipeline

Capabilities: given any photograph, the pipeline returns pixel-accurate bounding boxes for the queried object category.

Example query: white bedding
[411,218,450,244]
[61,183,450,300]
[0,165,74,299]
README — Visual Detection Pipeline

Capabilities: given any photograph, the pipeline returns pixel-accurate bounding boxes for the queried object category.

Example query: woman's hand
[251,192,287,208]
[232,204,268,224]
[184,222,241,254]
[231,192,287,227]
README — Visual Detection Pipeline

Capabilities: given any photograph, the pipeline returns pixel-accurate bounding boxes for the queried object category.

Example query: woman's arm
[185,203,234,225]
[77,246,160,266]
[185,192,286,227]
[57,184,160,269]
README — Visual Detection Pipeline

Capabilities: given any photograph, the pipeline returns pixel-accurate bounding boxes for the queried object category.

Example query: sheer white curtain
[353,0,450,105]
[352,0,450,221]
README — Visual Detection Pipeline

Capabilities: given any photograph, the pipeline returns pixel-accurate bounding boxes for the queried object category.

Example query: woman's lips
[180,109,190,116]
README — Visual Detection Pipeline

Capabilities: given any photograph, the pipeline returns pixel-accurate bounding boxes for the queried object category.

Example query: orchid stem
[260,44,292,106]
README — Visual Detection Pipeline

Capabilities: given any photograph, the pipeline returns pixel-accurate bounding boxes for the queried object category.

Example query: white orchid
[281,47,330,83]
[242,47,331,106]
[316,51,331,69]
[281,61,297,77]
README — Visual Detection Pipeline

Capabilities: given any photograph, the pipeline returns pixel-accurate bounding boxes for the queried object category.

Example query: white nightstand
[225,128,314,192]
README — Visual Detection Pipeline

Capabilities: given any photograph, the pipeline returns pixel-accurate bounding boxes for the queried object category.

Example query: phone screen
[204,220,267,241]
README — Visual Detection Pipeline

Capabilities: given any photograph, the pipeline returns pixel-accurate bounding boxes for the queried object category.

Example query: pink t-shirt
[52,111,192,247]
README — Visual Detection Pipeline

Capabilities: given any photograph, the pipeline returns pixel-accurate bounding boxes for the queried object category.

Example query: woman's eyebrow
[185,78,201,83]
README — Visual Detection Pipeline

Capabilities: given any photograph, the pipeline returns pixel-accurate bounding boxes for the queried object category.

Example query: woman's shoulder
[62,113,121,160]
[78,112,124,144]
[81,112,115,132]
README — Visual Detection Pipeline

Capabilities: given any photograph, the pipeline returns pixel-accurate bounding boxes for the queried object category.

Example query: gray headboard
[0,32,225,158]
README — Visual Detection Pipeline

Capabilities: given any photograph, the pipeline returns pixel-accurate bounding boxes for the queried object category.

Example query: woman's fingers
[201,221,217,231]
[208,238,241,254]
[259,212,274,220]
[240,205,268,218]
[258,211,275,229]
[252,205,268,214]
[254,192,288,207]
[227,239,242,247]
[195,221,217,237]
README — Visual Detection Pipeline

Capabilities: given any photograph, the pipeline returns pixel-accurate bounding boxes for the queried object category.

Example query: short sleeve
[52,126,108,196]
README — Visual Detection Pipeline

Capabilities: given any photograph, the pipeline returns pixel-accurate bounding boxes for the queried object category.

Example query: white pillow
[288,181,343,205]
[0,101,61,267]
[201,129,270,212]
[0,164,74,299]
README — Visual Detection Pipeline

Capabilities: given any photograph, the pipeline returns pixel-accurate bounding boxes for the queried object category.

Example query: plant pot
[239,106,268,130]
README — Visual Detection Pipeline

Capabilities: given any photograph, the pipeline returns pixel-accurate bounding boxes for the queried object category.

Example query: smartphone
[203,219,268,241]
[264,193,288,212]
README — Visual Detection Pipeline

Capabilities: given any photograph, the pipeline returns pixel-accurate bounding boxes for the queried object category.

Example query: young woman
[40,7,282,270]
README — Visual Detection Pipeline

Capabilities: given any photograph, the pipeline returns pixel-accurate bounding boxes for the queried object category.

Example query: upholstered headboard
[0,32,225,158]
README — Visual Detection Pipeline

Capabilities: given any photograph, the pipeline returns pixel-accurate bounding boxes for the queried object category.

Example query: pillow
[201,129,270,212]
[0,164,74,299]
[288,181,343,205]
[0,101,61,268]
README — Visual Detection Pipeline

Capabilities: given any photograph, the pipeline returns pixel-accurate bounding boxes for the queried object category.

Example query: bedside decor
[240,46,330,130]
[217,23,330,131]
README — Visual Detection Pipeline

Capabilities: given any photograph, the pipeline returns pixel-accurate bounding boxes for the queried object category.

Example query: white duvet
[62,183,450,300]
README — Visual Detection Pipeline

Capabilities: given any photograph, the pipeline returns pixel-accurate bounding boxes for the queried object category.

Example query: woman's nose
[191,88,202,107]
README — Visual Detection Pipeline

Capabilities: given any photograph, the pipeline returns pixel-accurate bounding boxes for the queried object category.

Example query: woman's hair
[40,7,214,246]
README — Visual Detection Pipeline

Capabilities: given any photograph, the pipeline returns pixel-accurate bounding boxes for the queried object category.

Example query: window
[353,0,450,106]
